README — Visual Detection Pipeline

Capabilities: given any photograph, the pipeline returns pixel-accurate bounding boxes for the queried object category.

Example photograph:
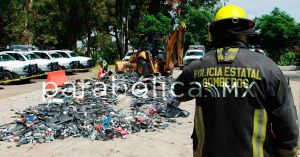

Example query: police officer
[173,4,299,157]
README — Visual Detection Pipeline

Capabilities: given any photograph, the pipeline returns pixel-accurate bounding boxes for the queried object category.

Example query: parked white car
[4,51,59,73]
[32,51,79,72]
[0,53,31,80]
[183,49,205,66]
[54,50,95,68]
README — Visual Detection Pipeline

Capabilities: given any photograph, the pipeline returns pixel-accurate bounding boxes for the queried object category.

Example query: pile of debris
[0,72,189,146]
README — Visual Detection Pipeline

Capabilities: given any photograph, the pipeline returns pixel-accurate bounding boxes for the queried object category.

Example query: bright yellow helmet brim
[210,4,255,30]
[214,4,248,22]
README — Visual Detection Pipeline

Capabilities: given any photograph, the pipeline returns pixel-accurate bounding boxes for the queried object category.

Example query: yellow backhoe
[115,22,186,77]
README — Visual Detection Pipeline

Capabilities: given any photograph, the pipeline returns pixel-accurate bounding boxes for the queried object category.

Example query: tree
[183,0,225,7]
[30,0,62,49]
[22,0,34,44]
[30,0,109,54]
[78,0,109,56]
[0,0,11,44]
[128,13,172,49]
[0,0,30,45]
[255,8,300,62]
[102,0,153,58]
[138,13,172,35]
[181,4,213,50]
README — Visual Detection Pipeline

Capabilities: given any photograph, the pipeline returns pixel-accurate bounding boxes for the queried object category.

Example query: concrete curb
[279,66,300,71]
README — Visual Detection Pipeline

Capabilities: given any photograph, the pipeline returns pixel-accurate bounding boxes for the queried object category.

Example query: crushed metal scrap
[0,72,189,146]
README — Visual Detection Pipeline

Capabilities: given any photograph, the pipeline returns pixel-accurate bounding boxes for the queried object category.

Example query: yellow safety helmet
[210,4,255,31]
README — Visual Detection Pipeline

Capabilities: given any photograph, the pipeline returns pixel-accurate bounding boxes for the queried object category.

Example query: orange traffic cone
[45,70,68,89]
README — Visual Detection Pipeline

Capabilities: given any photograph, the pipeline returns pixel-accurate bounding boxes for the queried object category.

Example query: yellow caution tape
[0,66,99,84]
[0,73,47,84]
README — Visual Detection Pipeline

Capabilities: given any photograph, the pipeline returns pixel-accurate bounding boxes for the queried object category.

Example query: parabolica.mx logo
[41,75,258,102]
[182,81,256,98]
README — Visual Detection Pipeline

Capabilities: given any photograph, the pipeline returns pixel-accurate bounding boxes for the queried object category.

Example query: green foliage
[138,13,172,35]
[0,0,30,44]
[131,13,172,49]
[29,0,109,52]
[87,33,113,58]
[182,4,213,50]
[278,51,298,66]
[127,33,141,49]
[30,0,61,48]
[135,4,214,50]
[97,43,119,64]
[102,0,152,58]
[255,8,299,41]
[187,0,222,7]
[254,8,300,62]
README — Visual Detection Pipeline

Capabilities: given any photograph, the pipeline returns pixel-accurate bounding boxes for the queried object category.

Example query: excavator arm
[165,22,186,72]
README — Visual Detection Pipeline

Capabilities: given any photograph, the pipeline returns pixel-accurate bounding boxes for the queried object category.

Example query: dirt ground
[0,68,299,157]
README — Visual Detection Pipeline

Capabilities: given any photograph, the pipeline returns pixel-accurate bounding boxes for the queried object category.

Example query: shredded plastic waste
[0,72,189,146]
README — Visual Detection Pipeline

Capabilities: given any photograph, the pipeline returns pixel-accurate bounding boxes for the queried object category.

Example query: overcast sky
[228,0,300,22]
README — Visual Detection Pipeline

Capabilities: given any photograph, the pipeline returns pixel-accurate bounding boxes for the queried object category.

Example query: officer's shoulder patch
[216,47,239,63]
